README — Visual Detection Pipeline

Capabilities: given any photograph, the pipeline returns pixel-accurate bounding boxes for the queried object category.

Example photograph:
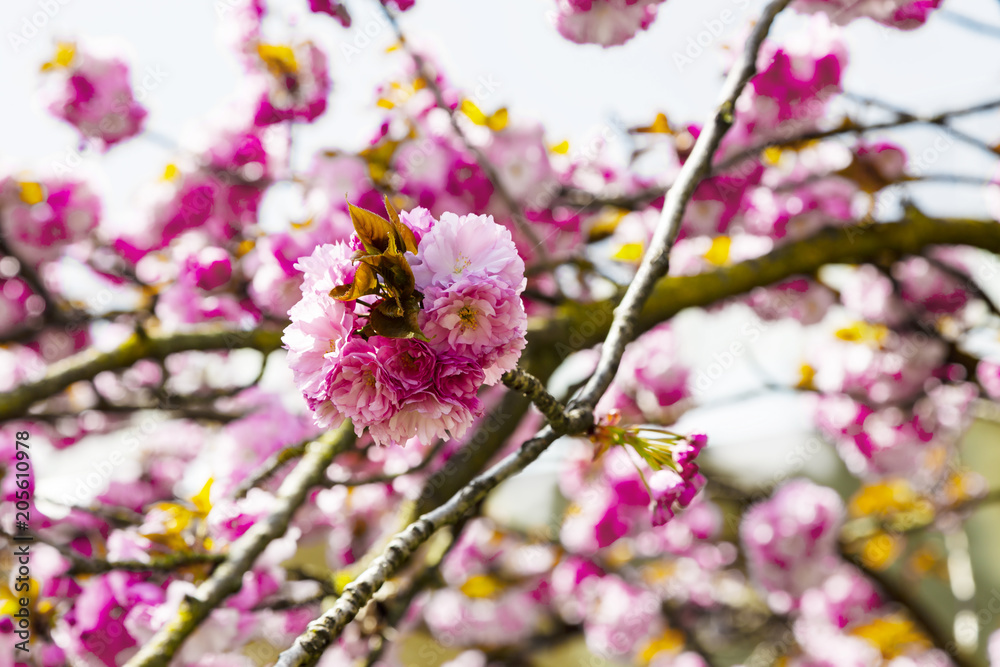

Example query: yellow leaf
[162,163,180,182]
[18,182,45,205]
[549,140,570,155]
[797,363,816,391]
[41,42,75,71]
[762,146,783,165]
[383,195,418,253]
[613,242,644,262]
[359,140,398,183]
[460,99,487,125]
[637,629,685,664]
[235,239,256,258]
[635,112,672,135]
[858,531,902,571]
[257,44,298,76]
[834,321,889,347]
[347,202,394,255]
[852,616,929,659]
[191,478,214,517]
[704,236,731,266]
[331,261,378,301]
[486,108,508,132]
[460,574,505,599]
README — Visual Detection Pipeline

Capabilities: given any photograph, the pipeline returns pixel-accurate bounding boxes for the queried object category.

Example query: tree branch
[65,552,225,577]
[273,427,563,667]
[0,327,283,423]
[501,367,572,432]
[230,440,309,500]
[275,10,793,664]
[570,0,794,411]
[3,216,998,424]
[122,423,356,667]
[531,215,1000,352]
[714,95,1000,173]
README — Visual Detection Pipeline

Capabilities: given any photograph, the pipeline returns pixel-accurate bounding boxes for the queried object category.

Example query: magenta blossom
[325,337,399,433]
[0,176,101,267]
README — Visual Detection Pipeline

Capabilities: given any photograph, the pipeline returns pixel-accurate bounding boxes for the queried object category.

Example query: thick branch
[532,215,1000,351]
[571,0,793,410]
[0,327,283,423]
[123,423,356,667]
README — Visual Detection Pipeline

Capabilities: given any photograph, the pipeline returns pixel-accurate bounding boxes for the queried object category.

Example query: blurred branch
[715,95,1000,173]
[938,9,1000,38]
[65,552,224,577]
[3,216,999,424]
[0,326,284,423]
[330,438,447,488]
[123,423,356,667]
[531,214,1000,351]
[274,427,564,667]
[569,0,794,411]
[851,555,977,667]
[360,515,474,667]
[230,440,310,500]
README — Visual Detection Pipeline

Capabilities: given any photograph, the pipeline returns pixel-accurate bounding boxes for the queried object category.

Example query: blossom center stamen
[458,305,478,330]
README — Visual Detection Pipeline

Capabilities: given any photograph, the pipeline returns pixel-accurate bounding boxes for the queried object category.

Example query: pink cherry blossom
[41,43,147,148]
[411,212,526,289]
[0,176,101,266]
[793,0,942,30]
[422,277,527,375]
[552,0,666,47]
[740,480,844,612]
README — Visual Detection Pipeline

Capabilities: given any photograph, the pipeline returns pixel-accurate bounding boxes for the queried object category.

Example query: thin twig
[714,96,1000,173]
[273,427,563,667]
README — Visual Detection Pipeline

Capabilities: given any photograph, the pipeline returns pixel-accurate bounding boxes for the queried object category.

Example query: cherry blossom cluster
[284,207,527,445]
[551,0,667,47]
[39,41,148,149]
[792,0,943,30]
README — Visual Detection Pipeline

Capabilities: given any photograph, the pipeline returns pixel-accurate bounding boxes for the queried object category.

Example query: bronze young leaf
[331,199,429,341]
[369,293,428,341]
